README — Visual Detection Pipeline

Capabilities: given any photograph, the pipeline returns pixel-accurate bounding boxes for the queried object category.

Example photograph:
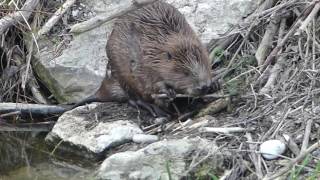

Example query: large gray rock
[35,0,257,103]
[167,0,257,43]
[45,102,148,159]
[97,138,222,180]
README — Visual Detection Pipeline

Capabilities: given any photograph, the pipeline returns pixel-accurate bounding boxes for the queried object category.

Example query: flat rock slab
[97,138,222,180]
[45,102,151,159]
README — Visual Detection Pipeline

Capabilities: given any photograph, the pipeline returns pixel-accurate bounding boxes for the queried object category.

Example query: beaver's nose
[196,84,210,95]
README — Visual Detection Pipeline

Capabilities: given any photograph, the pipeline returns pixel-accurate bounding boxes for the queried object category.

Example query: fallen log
[0,102,67,116]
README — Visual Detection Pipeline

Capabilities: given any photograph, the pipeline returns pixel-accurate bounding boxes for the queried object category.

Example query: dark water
[0,132,96,180]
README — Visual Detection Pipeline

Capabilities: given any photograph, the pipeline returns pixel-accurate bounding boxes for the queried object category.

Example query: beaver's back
[106,1,203,102]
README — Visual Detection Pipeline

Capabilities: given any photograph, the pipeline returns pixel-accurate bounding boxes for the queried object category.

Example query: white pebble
[132,134,159,144]
[72,9,79,17]
[154,117,168,125]
[260,140,286,160]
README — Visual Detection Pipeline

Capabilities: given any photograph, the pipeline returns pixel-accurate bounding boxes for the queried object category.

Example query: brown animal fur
[71,77,128,109]
[107,1,212,108]
[74,1,212,117]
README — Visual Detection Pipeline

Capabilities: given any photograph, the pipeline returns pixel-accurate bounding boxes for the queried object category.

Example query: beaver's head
[146,34,212,96]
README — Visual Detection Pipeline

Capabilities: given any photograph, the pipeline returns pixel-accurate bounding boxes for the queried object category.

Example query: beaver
[71,76,128,108]
[73,0,213,117]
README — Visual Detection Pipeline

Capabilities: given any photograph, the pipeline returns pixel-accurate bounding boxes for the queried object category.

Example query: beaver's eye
[167,52,172,60]
[183,70,191,76]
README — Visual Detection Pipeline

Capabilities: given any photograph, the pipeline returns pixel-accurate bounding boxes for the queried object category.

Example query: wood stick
[280,134,300,156]
[0,0,39,34]
[151,93,230,99]
[19,0,76,101]
[37,0,76,37]
[301,119,313,152]
[260,18,287,94]
[0,121,55,132]
[199,127,255,134]
[255,14,280,66]
[295,2,320,36]
[187,119,209,129]
[243,0,277,25]
[0,111,21,118]
[11,47,49,104]
[246,133,263,179]
[260,1,319,73]
[0,102,67,115]
[69,0,159,34]
[252,0,300,20]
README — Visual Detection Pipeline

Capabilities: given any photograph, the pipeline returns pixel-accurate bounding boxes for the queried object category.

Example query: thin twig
[246,133,263,179]
[151,93,230,99]
[301,119,313,152]
[255,13,280,66]
[295,1,320,36]
[280,134,300,156]
[0,121,55,132]
[260,0,318,73]
[0,0,39,34]
[260,18,287,94]
[70,0,159,33]
[199,127,255,134]
[0,102,67,115]
[0,111,21,118]
[37,0,76,37]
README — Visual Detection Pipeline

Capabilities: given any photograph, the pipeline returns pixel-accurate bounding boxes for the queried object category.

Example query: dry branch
[37,0,76,37]
[0,121,55,132]
[10,46,49,104]
[252,0,299,19]
[255,14,280,66]
[69,0,159,33]
[186,119,209,129]
[199,127,255,134]
[196,98,230,117]
[246,133,263,179]
[0,0,39,34]
[151,93,229,99]
[281,134,300,156]
[295,2,320,36]
[260,18,287,94]
[0,102,67,115]
[243,0,277,25]
[301,119,313,152]
[260,0,319,73]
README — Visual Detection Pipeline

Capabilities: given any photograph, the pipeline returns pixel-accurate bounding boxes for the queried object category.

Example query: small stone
[72,9,79,17]
[260,140,286,160]
[154,117,168,125]
[312,149,320,157]
[132,134,159,144]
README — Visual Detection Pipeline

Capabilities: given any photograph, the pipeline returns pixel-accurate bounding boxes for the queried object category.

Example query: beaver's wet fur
[74,1,213,118]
